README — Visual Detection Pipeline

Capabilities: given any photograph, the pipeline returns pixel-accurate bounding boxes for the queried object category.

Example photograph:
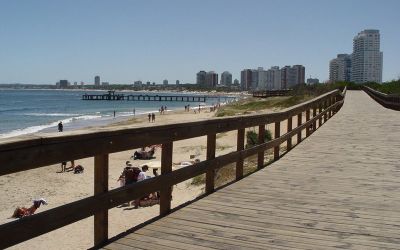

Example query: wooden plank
[167,209,400,249]
[124,232,211,250]
[160,141,173,216]
[236,128,245,180]
[205,133,216,194]
[286,116,292,150]
[113,236,183,250]
[257,124,265,169]
[274,121,280,160]
[94,154,109,247]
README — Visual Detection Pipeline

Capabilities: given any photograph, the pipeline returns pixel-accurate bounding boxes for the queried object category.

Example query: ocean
[0,89,235,139]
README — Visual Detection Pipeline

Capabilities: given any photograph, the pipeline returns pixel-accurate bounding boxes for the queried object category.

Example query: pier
[82,91,208,102]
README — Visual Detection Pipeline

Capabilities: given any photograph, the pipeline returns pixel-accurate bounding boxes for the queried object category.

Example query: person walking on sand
[58,121,63,132]
[151,113,155,122]
[133,108,135,116]
[148,113,151,123]
[113,110,116,118]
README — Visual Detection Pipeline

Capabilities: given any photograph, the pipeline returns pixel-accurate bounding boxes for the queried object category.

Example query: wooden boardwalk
[103,91,400,250]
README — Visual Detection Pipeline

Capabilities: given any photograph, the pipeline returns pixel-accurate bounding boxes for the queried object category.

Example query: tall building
[196,70,207,85]
[307,78,319,85]
[351,29,383,83]
[281,65,305,89]
[251,69,259,90]
[220,71,232,85]
[329,54,352,82]
[292,65,305,86]
[176,80,180,85]
[240,69,252,90]
[59,80,69,88]
[266,66,282,90]
[205,71,218,87]
[94,76,100,86]
[163,79,168,85]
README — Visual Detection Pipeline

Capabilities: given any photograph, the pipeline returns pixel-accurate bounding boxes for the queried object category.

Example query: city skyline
[0,0,399,84]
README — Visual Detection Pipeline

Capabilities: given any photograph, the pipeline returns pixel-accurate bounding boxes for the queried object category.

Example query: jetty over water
[1,88,400,249]
[82,91,215,102]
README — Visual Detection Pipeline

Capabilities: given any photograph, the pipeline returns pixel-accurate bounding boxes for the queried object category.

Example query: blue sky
[0,0,399,84]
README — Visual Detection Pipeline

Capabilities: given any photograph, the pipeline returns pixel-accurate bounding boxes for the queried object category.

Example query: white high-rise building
[351,29,383,83]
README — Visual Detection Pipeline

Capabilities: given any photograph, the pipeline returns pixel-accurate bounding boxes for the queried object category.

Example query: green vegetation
[191,174,205,186]
[365,80,400,95]
[215,83,343,117]
[246,130,272,148]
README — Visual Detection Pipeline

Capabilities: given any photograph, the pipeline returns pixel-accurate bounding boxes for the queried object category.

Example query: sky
[0,0,399,84]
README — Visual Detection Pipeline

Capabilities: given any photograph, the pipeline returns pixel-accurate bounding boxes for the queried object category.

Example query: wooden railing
[363,86,400,111]
[0,88,346,249]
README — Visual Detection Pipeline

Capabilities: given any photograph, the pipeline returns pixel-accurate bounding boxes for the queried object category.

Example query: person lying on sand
[132,146,156,160]
[11,198,47,219]
[173,159,200,167]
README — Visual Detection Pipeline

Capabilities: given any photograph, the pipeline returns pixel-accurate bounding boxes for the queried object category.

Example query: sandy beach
[0,103,305,249]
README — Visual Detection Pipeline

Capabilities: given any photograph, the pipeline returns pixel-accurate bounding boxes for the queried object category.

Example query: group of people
[184,104,191,112]
[118,161,160,208]
[147,113,156,123]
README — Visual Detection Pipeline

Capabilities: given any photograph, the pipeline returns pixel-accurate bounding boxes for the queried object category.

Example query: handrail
[0,88,346,249]
[363,86,400,111]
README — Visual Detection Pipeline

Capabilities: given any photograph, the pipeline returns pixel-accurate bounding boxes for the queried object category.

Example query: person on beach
[148,113,151,122]
[133,108,135,116]
[113,110,116,118]
[58,121,63,132]
[132,165,150,208]
[60,161,67,172]
[151,113,155,122]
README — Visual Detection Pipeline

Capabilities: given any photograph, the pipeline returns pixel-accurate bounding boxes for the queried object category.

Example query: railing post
[160,141,173,216]
[274,121,280,160]
[305,109,311,137]
[236,128,245,180]
[312,106,317,132]
[297,113,302,143]
[287,116,292,151]
[323,100,328,123]
[258,125,265,169]
[328,97,332,118]
[206,134,216,193]
[318,102,322,127]
[94,154,109,247]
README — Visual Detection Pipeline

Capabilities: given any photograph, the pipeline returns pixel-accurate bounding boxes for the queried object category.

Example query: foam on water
[0,114,103,139]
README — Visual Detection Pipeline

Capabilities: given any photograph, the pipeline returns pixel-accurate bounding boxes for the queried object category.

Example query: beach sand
[0,105,307,249]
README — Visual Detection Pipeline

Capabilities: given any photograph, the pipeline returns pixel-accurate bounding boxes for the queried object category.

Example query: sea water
[0,89,235,139]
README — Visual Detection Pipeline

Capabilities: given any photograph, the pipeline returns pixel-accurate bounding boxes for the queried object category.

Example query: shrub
[246,130,272,148]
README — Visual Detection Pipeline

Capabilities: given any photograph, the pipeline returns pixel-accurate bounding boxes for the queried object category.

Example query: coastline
[0,88,241,140]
